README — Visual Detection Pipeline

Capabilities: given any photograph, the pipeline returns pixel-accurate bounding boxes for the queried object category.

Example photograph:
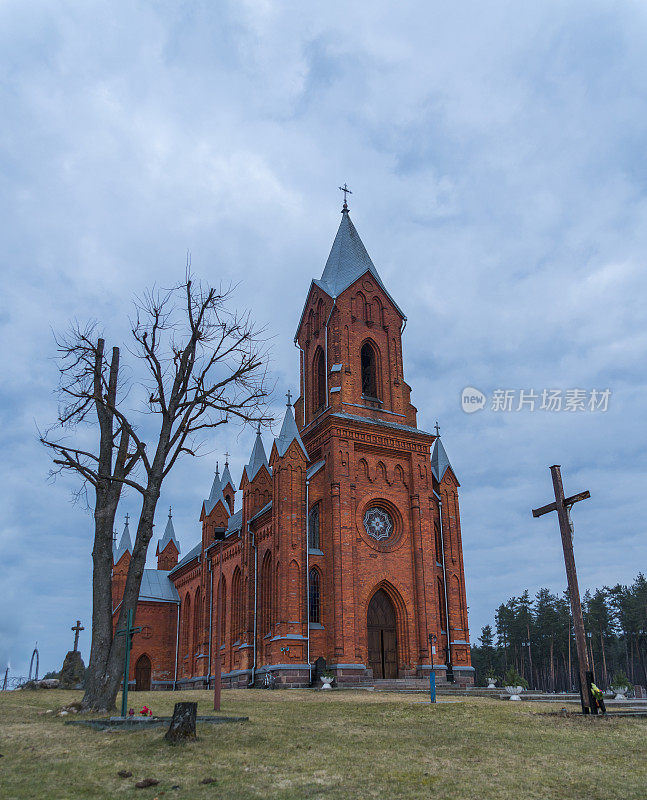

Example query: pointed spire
[157,506,181,555]
[209,462,222,502]
[113,515,133,563]
[220,458,234,492]
[430,428,453,483]
[204,461,229,516]
[318,208,406,319]
[244,425,270,481]
[275,397,308,459]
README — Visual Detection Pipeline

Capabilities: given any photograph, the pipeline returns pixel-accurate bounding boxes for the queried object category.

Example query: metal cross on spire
[286,389,292,407]
[338,183,352,211]
[224,451,230,465]
[168,506,172,518]
[434,421,441,436]
[125,513,129,525]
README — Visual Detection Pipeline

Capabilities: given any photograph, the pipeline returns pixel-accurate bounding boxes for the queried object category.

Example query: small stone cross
[71,620,84,652]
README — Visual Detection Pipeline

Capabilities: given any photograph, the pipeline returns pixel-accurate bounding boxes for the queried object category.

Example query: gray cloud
[1,0,646,675]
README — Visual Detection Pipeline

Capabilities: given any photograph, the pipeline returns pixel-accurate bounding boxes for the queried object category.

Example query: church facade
[111,203,473,689]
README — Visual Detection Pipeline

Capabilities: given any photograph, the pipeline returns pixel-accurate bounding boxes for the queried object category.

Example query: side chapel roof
[244,427,270,482]
[113,517,132,563]
[430,434,454,483]
[203,463,230,517]
[156,507,181,555]
[274,403,308,459]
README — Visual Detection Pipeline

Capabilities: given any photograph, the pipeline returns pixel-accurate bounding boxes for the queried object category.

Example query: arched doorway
[135,654,151,691]
[367,589,397,679]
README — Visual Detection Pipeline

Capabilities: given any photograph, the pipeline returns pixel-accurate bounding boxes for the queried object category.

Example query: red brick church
[112,201,473,689]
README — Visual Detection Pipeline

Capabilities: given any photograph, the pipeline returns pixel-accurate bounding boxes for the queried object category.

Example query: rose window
[363,507,393,541]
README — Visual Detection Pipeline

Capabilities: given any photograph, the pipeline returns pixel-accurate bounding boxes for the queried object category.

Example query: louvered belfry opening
[361,340,378,399]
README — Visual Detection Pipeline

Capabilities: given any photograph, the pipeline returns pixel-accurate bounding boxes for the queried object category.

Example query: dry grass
[1,688,646,799]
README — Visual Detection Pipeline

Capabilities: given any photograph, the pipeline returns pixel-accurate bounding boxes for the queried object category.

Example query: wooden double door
[367,590,398,679]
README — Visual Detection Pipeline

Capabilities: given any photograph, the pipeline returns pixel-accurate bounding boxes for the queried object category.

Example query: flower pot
[320,676,333,690]
[505,685,524,701]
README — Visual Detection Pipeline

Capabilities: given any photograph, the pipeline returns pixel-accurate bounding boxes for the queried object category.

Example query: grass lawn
[1,689,646,799]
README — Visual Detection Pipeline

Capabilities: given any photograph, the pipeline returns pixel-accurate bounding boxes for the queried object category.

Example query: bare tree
[42,276,270,711]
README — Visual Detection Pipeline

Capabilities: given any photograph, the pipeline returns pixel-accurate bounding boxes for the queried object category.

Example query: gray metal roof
[203,465,230,517]
[248,500,272,524]
[139,569,180,603]
[244,429,270,482]
[157,508,180,556]
[227,508,243,535]
[274,404,308,459]
[295,210,406,340]
[169,542,201,576]
[306,458,325,479]
[113,518,132,563]
[330,411,434,437]
[220,462,235,491]
[430,435,453,482]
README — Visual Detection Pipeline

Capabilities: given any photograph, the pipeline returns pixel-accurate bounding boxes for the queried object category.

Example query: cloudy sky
[2,0,646,678]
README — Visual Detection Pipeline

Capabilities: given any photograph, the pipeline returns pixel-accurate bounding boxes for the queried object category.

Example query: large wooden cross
[532,465,595,714]
[71,620,84,652]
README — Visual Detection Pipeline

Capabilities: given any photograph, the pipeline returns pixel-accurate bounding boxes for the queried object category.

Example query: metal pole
[428,634,437,703]
[121,608,133,718]
[549,466,593,713]
[214,539,223,711]
[305,479,311,684]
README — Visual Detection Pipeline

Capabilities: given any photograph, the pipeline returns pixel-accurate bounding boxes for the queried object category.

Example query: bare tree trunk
[95,489,160,710]
[82,342,131,711]
[43,279,269,712]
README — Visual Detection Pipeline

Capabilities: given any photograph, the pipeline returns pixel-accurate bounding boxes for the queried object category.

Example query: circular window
[363,507,393,541]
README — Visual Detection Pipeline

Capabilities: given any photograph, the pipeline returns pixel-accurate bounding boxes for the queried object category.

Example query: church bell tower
[292,194,473,684]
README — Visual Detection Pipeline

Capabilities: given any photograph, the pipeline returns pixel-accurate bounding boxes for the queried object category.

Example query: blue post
[429,669,436,703]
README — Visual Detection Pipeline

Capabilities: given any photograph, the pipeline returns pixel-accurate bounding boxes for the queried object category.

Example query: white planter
[486,678,497,689]
[320,676,333,690]
[505,685,524,701]
[611,686,628,699]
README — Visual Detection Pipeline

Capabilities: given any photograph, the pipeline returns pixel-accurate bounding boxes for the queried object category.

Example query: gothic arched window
[361,340,379,398]
[232,567,242,642]
[260,551,272,634]
[182,593,191,658]
[308,503,320,550]
[438,579,447,632]
[309,568,321,624]
[218,575,227,643]
[193,588,202,654]
[313,347,326,411]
